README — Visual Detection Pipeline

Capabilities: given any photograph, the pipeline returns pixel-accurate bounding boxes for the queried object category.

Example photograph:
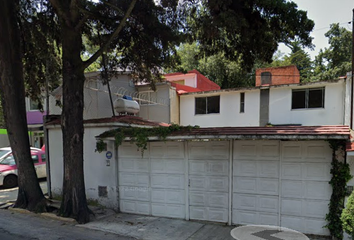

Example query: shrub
[341,191,354,237]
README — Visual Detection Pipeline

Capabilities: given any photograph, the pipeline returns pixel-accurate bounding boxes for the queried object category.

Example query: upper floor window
[261,72,272,85]
[240,92,245,113]
[29,99,40,111]
[292,87,325,109]
[195,96,220,114]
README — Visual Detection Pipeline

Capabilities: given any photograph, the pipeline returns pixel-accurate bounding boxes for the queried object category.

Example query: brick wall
[255,65,300,87]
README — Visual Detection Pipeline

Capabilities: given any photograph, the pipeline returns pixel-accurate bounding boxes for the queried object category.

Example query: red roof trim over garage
[164,125,350,140]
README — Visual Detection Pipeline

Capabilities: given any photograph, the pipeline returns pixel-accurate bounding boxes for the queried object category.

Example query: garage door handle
[188,179,190,187]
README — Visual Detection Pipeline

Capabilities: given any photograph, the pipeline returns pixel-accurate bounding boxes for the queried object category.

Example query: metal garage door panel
[189,160,229,175]
[119,186,150,201]
[151,189,185,204]
[282,141,332,163]
[232,210,279,226]
[151,203,185,218]
[190,207,228,222]
[189,192,228,207]
[234,160,279,178]
[150,142,184,159]
[233,177,278,195]
[119,143,149,158]
[151,174,184,189]
[119,173,149,187]
[190,176,228,192]
[120,200,150,215]
[281,216,329,235]
[282,163,331,181]
[233,194,278,213]
[232,140,280,226]
[151,159,184,173]
[188,141,229,160]
[119,159,149,173]
[281,199,329,218]
[282,180,331,199]
[233,141,279,160]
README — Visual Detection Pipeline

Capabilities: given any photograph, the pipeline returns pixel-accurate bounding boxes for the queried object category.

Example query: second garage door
[232,140,332,236]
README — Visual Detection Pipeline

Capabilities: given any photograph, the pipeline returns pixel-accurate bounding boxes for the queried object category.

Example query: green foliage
[168,42,254,88]
[185,0,314,70]
[342,192,354,237]
[95,140,107,153]
[325,140,353,239]
[97,124,198,155]
[312,23,352,80]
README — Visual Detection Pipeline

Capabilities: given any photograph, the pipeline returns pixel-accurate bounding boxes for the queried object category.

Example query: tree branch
[82,0,137,69]
[49,0,73,28]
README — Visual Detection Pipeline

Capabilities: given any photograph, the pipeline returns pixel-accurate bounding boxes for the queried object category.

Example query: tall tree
[0,0,46,210]
[48,0,182,223]
[284,41,313,82]
[313,23,352,80]
[186,0,314,70]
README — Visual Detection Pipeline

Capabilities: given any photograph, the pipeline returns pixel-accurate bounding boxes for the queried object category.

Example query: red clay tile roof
[163,125,350,140]
[170,82,202,94]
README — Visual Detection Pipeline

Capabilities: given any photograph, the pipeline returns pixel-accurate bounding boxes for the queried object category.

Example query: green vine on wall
[95,124,199,154]
[325,140,352,239]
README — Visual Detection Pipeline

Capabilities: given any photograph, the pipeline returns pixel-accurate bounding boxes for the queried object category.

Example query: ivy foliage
[96,124,199,154]
[325,140,352,239]
[341,191,354,238]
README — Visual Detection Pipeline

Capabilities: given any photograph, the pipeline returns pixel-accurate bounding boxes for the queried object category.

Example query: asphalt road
[0,209,133,240]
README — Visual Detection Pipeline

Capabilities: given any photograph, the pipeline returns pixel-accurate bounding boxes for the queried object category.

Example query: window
[292,87,325,109]
[240,92,245,113]
[261,72,272,85]
[32,155,39,164]
[29,99,40,111]
[41,154,46,162]
[195,96,220,114]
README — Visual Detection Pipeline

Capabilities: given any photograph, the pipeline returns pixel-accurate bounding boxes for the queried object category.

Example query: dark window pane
[41,154,46,162]
[309,89,324,108]
[195,97,206,114]
[261,72,272,85]
[207,96,220,114]
[292,90,306,109]
[240,93,245,113]
[32,155,39,164]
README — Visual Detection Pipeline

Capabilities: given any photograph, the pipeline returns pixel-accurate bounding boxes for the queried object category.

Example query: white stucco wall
[138,84,171,123]
[165,73,197,88]
[179,90,260,127]
[48,125,119,209]
[269,81,345,126]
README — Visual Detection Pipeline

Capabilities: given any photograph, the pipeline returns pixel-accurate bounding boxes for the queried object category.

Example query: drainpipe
[351,9,354,129]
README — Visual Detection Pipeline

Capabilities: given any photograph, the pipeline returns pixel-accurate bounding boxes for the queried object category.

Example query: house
[180,66,347,127]
[45,66,354,237]
[137,69,220,124]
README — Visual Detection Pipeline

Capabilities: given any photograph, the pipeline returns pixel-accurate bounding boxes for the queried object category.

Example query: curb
[8,207,77,223]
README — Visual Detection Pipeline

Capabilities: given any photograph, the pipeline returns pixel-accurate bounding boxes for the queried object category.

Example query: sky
[278,0,354,59]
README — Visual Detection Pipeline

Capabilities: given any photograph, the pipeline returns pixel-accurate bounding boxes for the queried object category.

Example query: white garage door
[188,141,229,223]
[233,140,332,236]
[281,141,331,236]
[118,141,186,219]
[232,140,280,226]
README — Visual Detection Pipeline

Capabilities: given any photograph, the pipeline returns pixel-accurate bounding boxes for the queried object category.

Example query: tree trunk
[57,3,90,223]
[0,0,46,211]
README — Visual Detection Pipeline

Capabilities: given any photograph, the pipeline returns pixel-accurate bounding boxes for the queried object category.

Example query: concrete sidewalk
[79,209,331,240]
[80,212,235,240]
